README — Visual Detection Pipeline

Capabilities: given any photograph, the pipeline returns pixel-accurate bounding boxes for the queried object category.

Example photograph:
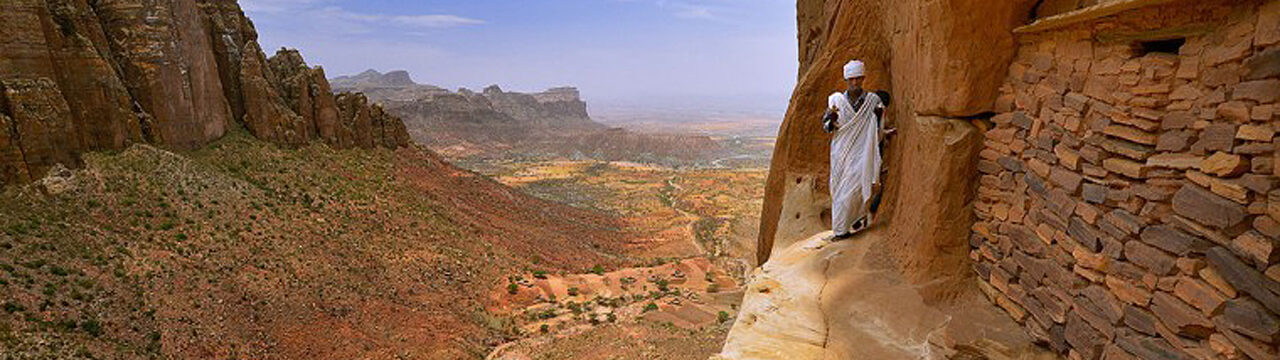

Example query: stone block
[1206,247,1280,314]
[1070,217,1105,251]
[1173,277,1227,315]
[1105,275,1152,306]
[1200,152,1250,177]
[1140,225,1211,256]
[1145,153,1201,170]
[1254,104,1276,122]
[1102,137,1156,160]
[1150,292,1215,339]
[1247,44,1280,79]
[1105,125,1158,145]
[1221,328,1280,360]
[1207,176,1252,204]
[1238,124,1275,142]
[1218,101,1251,122]
[1161,111,1196,130]
[1251,157,1274,174]
[1125,240,1176,275]
[1065,313,1105,360]
[1028,157,1053,177]
[1083,183,1107,204]
[1233,79,1280,104]
[1194,124,1238,153]
[1155,131,1192,152]
[1081,284,1124,323]
[1050,167,1083,193]
[997,156,1023,172]
[1124,305,1159,336]
[1217,298,1279,343]
[1199,267,1240,299]
[1230,230,1278,266]
[1114,335,1194,360]
[1172,185,1247,229]
[1104,158,1150,178]
[1105,209,1143,236]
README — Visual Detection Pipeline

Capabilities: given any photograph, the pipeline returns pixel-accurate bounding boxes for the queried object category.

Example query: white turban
[843,60,865,79]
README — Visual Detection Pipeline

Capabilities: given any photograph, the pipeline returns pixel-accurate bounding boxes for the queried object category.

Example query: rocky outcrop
[716,231,1055,359]
[334,71,721,164]
[744,0,1280,359]
[0,0,409,187]
[480,85,596,129]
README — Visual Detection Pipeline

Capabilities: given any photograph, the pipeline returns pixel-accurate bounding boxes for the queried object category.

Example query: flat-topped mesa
[0,0,409,187]
[330,69,421,89]
[531,87,583,103]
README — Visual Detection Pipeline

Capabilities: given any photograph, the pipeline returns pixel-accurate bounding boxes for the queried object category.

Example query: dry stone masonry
[971,1,1280,359]
[0,0,410,187]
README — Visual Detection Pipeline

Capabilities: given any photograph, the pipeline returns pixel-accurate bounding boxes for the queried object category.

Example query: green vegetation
[717,311,731,324]
[644,303,659,312]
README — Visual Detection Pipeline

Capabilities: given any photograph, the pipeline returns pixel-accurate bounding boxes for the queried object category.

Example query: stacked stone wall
[971,1,1280,359]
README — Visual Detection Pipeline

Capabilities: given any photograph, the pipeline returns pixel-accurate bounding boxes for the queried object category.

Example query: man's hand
[822,109,839,133]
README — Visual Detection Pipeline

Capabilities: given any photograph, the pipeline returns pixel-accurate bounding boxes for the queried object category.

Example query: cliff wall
[0,0,409,187]
[759,0,1037,298]
[740,0,1280,359]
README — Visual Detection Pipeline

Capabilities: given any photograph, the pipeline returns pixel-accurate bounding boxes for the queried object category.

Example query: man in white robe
[822,60,889,239]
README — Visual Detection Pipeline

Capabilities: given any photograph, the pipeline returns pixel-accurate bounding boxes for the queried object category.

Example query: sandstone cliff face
[743,0,1280,359]
[759,0,1037,294]
[0,0,409,187]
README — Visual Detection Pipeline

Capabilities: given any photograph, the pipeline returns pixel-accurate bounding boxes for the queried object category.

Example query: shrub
[707,283,720,293]
[81,318,103,337]
[718,311,731,324]
[533,270,548,279]
[567,287,579,296]
[607,313,617,322]
[591,265,605,276]
[507,283,519,295]
[540,324,549,333]
[644,303,658,312]
[2,302,23,313]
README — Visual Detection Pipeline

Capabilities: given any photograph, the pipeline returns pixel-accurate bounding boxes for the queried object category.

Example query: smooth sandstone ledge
[713,231,1058,360]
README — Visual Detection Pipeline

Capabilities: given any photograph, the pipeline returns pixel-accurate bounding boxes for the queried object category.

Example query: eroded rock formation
[0,0,409,187]
[737,0,1280,359]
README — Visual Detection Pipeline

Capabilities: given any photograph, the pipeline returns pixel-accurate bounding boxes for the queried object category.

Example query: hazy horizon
[242,0,799,114]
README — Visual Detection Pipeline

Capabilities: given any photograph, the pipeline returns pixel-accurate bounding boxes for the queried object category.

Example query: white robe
[828,91,883,235]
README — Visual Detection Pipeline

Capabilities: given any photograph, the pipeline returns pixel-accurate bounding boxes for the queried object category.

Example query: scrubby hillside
[0,131,632,359]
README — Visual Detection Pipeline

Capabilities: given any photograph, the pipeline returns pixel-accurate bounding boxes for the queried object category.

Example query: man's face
[846,76,864,90]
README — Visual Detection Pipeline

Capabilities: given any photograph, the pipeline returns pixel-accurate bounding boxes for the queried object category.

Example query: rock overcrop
[0,0,409,187]
[972,1,1280,359]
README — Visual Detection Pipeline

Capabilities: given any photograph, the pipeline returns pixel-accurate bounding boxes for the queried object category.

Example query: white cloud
[242,1,484,32]
[391,15,486,28]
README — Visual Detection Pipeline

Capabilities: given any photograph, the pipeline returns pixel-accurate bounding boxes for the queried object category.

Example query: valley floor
[458,159,768,359]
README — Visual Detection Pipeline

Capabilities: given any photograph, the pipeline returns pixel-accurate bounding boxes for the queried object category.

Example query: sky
[241,0,798,113]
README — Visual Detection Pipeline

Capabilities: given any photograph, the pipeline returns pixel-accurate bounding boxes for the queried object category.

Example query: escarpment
[735,0,1280,359]
[0,0,409,187]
